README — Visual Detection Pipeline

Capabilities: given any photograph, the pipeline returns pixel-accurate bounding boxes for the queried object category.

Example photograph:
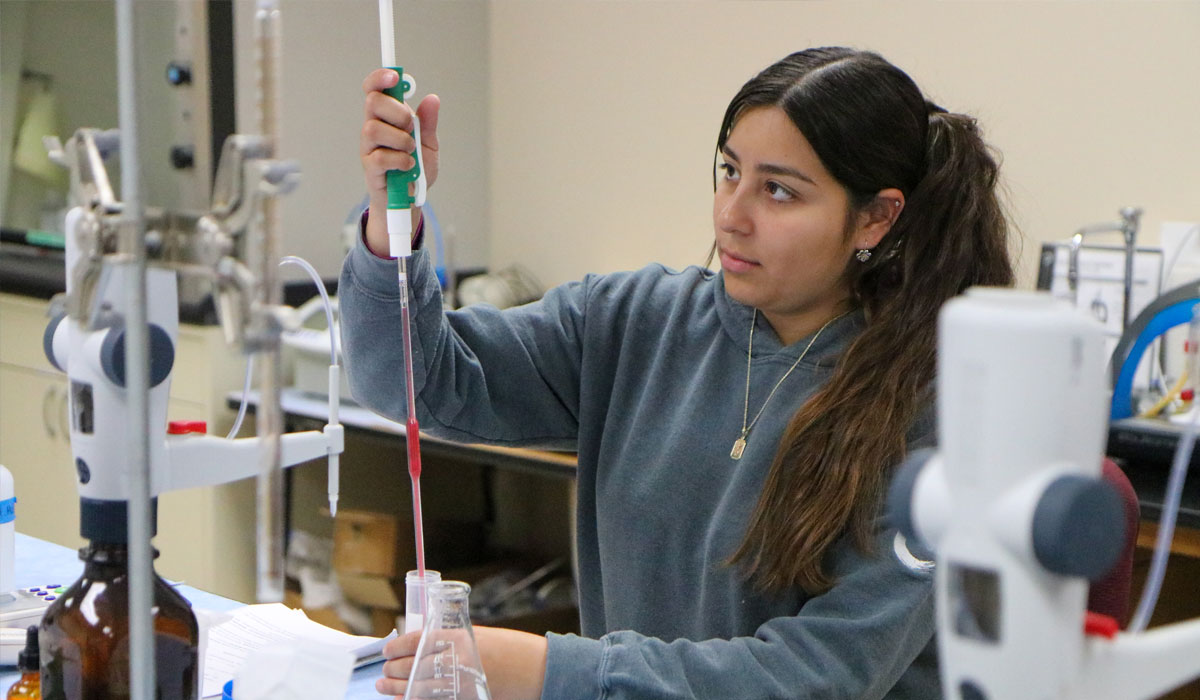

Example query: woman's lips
[719,248,759,274]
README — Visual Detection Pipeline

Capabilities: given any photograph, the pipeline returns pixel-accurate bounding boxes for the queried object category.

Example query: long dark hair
[722,48,1015,593]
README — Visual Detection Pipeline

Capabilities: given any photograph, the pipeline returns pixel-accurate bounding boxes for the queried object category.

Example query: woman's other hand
[376,625,547,700]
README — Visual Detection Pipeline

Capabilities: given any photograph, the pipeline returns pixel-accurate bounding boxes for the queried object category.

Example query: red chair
[1087,458,1141,626]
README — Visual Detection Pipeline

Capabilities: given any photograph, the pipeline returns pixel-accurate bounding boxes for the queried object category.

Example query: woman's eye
[717,163,739,180]
[766,181,794,202]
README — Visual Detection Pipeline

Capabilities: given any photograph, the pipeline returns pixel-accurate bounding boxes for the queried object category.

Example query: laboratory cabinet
[0,292,257,602]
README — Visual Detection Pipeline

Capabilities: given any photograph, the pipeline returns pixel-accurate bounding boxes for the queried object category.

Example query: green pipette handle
[383,66,421,212]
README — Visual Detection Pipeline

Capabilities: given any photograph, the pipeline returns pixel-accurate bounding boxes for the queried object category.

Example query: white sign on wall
[1037,243,1164,390]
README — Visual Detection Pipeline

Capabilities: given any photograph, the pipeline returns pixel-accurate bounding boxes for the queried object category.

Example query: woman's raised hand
[359,68,440,256]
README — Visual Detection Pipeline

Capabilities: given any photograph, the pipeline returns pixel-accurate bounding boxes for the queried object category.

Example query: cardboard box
[332,508,489,625]
[332,509,487,580]
[333,509,410,579]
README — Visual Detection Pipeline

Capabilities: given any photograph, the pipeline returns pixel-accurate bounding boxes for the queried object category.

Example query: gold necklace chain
[730,309,845,460]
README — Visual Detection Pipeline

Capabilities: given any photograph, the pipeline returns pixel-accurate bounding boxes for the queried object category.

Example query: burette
[378,0,428,578]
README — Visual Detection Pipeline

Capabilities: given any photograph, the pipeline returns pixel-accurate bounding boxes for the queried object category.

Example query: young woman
[342,47,1014,699]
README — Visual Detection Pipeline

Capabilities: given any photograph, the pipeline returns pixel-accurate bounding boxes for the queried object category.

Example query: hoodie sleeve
[338,235,589,451]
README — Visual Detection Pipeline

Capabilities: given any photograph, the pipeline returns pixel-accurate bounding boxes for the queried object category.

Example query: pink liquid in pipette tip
[408,418,425,576]
[400,300,427,577]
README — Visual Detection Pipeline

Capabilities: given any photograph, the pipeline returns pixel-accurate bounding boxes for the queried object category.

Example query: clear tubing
[399,257,426,576]
[280,256,337,365]
[1128,307,1200,632]
[279,255,340,515]
[225,353,254,440]
[404,569,441,634]
[226,255,339,442]
[254,0,285,603]
[115,0,155,697]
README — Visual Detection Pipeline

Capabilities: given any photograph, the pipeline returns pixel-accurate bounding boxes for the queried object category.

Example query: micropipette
[378,0,428,578]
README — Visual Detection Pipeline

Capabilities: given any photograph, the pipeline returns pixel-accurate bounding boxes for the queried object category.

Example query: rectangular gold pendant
[730,437,746,460]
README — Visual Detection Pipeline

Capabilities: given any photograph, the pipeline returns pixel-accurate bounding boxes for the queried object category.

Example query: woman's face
[713,106,863,344]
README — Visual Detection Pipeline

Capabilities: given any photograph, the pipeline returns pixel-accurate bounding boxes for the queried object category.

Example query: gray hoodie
[340,240,938,700]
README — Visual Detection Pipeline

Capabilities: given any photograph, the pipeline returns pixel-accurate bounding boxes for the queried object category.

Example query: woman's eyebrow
[757,162,816,186]
[721,146,816,185]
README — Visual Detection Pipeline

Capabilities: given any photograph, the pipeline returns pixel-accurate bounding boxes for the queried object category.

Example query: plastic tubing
[225,256,337,441]
[1128,308,1200,632]
[279,256,337,365]
[278,255,340,516]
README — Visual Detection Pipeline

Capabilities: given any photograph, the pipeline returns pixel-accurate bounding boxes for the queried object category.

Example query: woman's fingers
[362,67,400,96]
[375,631,422,698]
[384,629,422,658]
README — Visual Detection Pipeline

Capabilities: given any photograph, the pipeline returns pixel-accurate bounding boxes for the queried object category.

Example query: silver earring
[855,249,872,263]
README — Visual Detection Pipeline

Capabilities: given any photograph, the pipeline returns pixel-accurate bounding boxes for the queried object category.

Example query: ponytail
[724,50,1014,593]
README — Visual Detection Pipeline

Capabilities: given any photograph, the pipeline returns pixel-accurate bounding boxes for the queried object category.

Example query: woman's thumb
[417,94,440,152]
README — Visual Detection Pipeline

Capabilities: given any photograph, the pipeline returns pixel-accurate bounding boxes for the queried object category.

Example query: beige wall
[4,2,1197,289]
[488,1,1200,289]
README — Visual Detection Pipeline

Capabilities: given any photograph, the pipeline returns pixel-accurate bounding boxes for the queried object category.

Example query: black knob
[170,145,195,170]
[165,61,192,86]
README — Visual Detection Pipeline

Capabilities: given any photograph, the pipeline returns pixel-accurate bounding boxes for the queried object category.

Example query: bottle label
[0,497,14,524]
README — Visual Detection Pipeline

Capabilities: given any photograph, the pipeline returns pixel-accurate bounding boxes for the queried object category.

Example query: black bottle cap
[79,498,158,542]
[17,625,37,671]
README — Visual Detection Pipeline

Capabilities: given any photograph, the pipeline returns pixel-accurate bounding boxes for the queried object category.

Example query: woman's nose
[715,186,752,235]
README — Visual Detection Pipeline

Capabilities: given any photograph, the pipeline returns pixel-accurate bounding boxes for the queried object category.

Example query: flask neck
[429,581,471,604]
[428,581,473,621]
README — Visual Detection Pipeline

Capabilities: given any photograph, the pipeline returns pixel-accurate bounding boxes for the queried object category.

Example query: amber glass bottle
[39,501,198,699]
[6,626,41,699]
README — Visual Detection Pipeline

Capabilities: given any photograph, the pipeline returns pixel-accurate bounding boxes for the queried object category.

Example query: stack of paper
[202,603,394,698]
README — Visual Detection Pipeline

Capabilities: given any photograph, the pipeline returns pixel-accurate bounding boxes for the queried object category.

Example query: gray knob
[43,313,66,371]
[99,323,175,388]
[1032,474,1124,580]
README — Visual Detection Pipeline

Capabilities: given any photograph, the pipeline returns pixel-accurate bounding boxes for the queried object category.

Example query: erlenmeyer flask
[403,581,492,700]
